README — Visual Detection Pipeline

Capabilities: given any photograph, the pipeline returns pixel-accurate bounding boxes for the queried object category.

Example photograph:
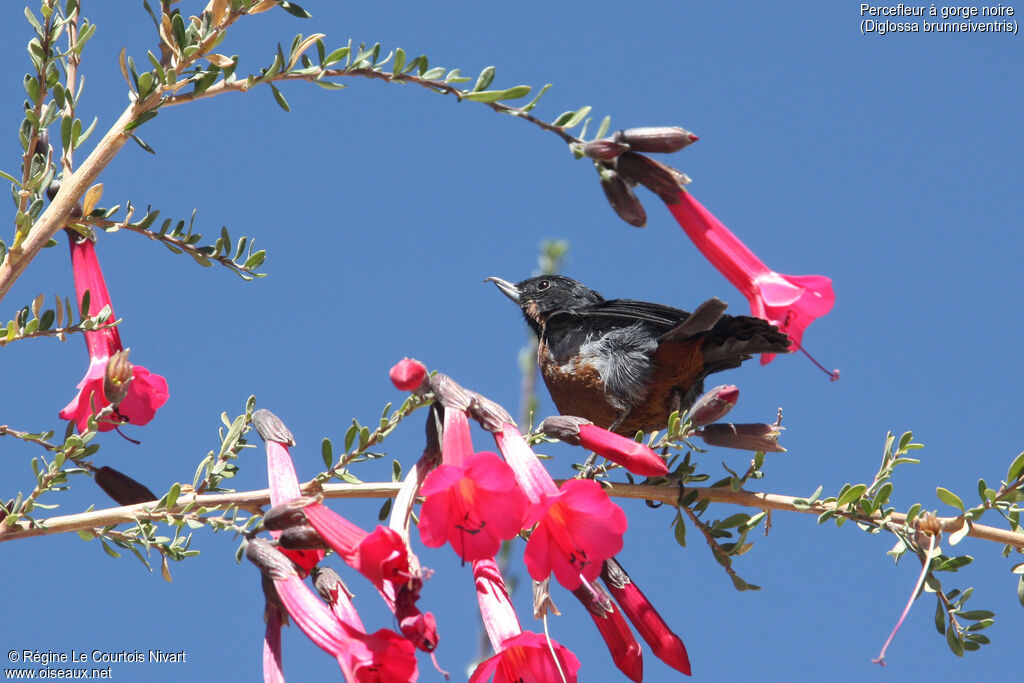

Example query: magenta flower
[247,539,418,682]
[262,604,285,683]
[539,416,668,477]
[490,422,628,589]
[419,451,529,562]
[418,406,529,561]
[252,409,324,574]
[59,233,168,431]
[571,581,644,682]
[470,558,581,683]
[471,632,582,683]
[523,479,628,589]
[666,190,834,364]
[602,558,691,676]
[302,502,413,591]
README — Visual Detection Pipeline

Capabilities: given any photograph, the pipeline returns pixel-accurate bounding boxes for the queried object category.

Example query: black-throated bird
[487,275,791,435]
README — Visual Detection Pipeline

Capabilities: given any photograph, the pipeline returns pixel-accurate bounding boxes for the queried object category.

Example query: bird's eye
[536,280,550,291]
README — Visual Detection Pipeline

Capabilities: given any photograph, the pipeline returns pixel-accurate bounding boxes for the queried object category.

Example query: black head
[486,275,604,334]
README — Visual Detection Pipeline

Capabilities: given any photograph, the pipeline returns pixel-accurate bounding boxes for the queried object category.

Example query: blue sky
[2,2,1023,681]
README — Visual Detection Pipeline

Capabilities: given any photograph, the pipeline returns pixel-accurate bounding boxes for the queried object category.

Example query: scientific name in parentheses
[860,3,1018,35]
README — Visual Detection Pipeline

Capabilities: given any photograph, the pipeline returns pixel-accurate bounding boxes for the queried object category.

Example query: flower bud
[616,152,688,202]
[103,349,134,406]
[245,537,298,581]
[467,392,514,432]
[46,180,61,201]
[389,357,428,393]
[278,524,330,550]
[262,496,319,531]
[0,499,15,523]
[582,138,630,161]
[614,127,698,154]
[429,372,473,411]
[698,422,785,452]
[252,408,296,446]
[94,466,157,505]
[540,415,668,477]
[688,385,739,426]
[34,129,50,157]
[599,168,646,228]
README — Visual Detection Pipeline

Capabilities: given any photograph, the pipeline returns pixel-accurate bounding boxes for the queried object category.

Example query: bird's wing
[568,298,692,330]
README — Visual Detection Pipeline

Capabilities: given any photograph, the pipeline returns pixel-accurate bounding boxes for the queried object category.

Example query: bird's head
[486,275,603,335]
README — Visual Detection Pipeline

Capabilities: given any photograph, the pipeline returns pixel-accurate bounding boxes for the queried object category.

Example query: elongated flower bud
[698,422,785,452]
[94,466,157,505]
[540,415,667,477]
[582,138,630,161]
[599,168,647,228]
[246,537,298,581]
[279,524,330,550]
[616,152,689,202]
[615,126,698,153]
[262,496,320,531]
[252,409,296,446]
[689,385,739,426]
[429,373,473,411]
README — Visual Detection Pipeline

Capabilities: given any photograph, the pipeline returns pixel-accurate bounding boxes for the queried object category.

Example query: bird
[486,275,792,436]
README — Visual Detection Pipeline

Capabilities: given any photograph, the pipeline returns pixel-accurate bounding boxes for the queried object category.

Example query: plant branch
[4,479,1023,549]
[161,66,582,145]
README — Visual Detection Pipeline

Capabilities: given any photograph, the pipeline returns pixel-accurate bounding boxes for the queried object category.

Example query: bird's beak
[484,276,520,303]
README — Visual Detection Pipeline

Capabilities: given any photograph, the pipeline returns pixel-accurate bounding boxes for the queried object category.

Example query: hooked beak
[484,276,520,303]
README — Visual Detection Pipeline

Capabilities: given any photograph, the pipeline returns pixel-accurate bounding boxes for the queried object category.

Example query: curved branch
[3,480,1022,549]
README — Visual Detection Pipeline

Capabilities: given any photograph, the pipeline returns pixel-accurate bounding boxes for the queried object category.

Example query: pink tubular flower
[470,558,581,683]
[470,632,582,683]
[302,502,412,591]
[247,539,418,682]
[262,604,286,683]
[59,233,168,431]
[252,410,324,574]
[492,422,628,589]
[571,580,644,682]
[601,558,691,676]
[666,190,834,364]
[523,479,628,589]
[418,451,529,562]
[539,416,668,477]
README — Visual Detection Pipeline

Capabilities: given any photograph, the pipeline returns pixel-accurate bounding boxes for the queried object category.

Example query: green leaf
[321,438,333,469]
[715,513,749,530]
[463,86,531,103]
[956,610,994,620]
[673,513,686,547]
[835,483,867,508]
[945,625,964,656]
[936,486,965,512]
[1018,575,1024,608]
[124,110,158,132]
[934,598,947,634]
[378,498,392,521]
[420,66,445,80]
[276,1,312,19]
[269,84,290,112]
[1007,451,1024,483]
[322,46,350,67]
[392,47,405,75]
[473,66,495,92]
